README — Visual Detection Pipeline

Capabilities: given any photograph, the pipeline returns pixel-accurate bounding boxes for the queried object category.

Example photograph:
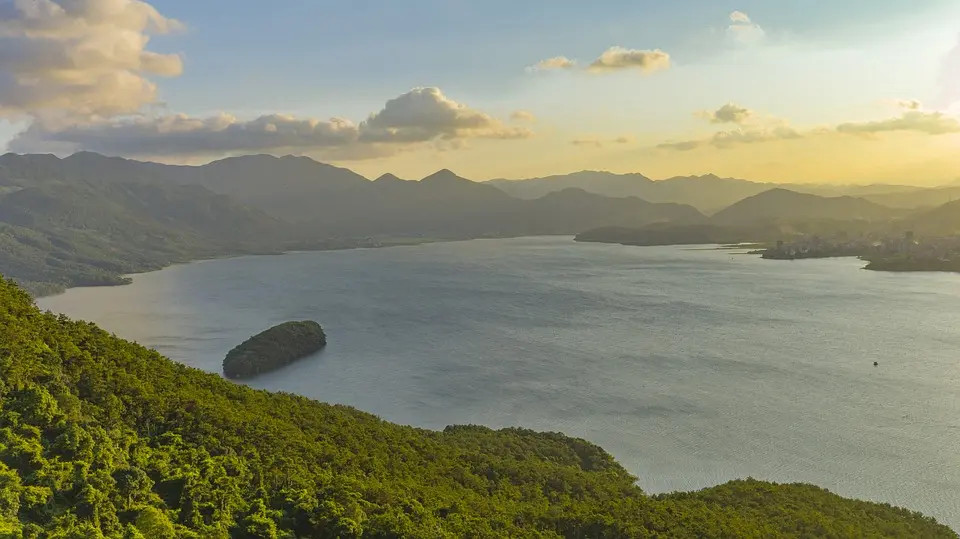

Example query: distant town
[757,232,960,272]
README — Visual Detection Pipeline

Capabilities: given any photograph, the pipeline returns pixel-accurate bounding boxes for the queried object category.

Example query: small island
[222,321,327,379]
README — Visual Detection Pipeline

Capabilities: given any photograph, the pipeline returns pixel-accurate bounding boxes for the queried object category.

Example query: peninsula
[222,320,327,379]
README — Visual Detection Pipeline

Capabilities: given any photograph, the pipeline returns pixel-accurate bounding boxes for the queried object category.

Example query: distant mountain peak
[64,151,127,163]
[375,173,404,182]
[421,169,468,183]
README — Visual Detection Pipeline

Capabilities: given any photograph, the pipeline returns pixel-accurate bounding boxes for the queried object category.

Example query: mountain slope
[519,188,706,233]
[170,154,372,220]
[0,156,287,295]
[489,171,656,199]
[490,171,939,213]
[0,277,954,537]
[864,186,960,209]
[3,152,705,242]
[710,188,899,225]
[903,199,960,235]
[491,172,767,212]
[0,153,707,293]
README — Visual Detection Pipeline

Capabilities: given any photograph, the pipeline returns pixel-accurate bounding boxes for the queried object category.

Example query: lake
[37,236,960,529]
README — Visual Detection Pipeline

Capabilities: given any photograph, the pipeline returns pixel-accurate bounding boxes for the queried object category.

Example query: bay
[37,236,960,529]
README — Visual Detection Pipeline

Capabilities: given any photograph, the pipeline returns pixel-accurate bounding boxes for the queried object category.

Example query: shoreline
[28,239,440,299]
[29,235,574,299]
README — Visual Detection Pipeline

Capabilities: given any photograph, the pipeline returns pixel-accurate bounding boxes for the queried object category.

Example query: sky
[1,0,960,184]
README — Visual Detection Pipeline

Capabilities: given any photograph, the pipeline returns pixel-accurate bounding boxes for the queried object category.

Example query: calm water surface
[38,237,960,529]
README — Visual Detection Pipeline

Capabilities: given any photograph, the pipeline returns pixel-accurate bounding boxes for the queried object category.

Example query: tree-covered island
[222,321,327,379]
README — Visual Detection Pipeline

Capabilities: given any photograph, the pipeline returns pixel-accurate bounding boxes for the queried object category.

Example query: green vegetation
[0,153,707,298]
[864,257,960,273]
[0,168,285,296]
[223,321,327,379]
[0,277,954,538]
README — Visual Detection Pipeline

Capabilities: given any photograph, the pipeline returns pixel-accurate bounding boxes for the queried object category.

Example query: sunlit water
[38,236,960,529]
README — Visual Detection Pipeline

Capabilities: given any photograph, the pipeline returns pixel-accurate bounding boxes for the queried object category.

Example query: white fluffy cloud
[510,110,536,122]
[836,108,960,136]
[0,2,531,160]
[659,125,800,151]
[358,87,531,143]
[570,134,637,148]
[527,56,577,72]
[659,99,960,152]
[528,47,671,76]
[10,113,360,155]
[0,0,184,122]
[727,11,765,44]
[697,103,754,124]
[10,87,533,159]
[587,47,671,73]
[729,11,751,24]
[659,103,800,151]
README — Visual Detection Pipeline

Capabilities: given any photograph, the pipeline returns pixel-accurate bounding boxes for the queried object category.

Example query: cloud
[658,125,801,151]
[358,87,532,143]
[571,137,603,147]
[657,140,702,152]
[510,110,536,122]
[0,0,184,123]
[570,134,636,147]
[10,87,533,159]
[1,4,534,161]
[659,103,801,151]
[836,109,960,136]
[587,47,671,73]
[729,11,752,24]
[726,11,765,44]
[10,113,360,156]
[658,99,960,153]
[697,103,754,124]
[527,56,577,72]
[892,99,923,111]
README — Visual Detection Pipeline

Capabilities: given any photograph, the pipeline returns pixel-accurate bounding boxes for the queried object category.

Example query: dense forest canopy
[223,321,327,379]
[0,277,954,537]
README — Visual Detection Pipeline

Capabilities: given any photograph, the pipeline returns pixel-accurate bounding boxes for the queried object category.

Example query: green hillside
[0,277,954,538]
[0,175,285,296]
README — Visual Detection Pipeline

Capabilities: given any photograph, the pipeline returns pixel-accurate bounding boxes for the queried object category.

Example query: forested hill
[0,278,954,538]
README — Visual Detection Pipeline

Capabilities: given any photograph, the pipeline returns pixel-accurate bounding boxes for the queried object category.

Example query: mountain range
[0,153,703,294]
[3,151,960,296]
[709,188,904,226]
[490,171,958,213]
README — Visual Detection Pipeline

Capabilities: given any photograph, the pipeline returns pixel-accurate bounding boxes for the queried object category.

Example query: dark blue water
[38,237,960,529]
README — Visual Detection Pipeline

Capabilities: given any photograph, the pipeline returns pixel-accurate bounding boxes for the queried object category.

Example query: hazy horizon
[7,150,960,189]
[1,1,959,185]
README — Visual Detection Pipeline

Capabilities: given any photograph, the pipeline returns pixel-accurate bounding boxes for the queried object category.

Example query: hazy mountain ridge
[903,199,960,235]
[5,151,955,297]
[862,185,960,209]
[0,153,705,294]
[0,153,289,295]
[710,188,903,226]
[491,170,953,213]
